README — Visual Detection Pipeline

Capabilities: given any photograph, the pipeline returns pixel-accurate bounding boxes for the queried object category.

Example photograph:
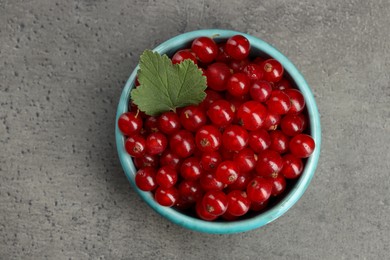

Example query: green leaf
[131,50,207,116]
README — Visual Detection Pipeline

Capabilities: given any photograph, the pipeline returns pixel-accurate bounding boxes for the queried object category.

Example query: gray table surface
[1,0,389,259]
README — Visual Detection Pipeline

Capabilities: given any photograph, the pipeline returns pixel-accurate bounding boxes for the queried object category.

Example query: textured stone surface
[1,0,389,259]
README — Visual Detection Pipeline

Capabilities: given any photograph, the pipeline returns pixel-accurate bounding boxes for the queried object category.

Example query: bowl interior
[115,29,321,234]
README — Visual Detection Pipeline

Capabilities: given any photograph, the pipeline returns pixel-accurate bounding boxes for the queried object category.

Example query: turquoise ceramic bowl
[115,29,321,234]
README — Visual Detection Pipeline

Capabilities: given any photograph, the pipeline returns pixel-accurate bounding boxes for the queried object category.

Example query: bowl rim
[115,29,321,234]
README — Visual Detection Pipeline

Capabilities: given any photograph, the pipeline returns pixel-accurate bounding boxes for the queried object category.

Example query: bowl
[115,29,321,234]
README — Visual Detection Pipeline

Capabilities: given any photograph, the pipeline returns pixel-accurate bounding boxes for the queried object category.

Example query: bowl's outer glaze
[115,29,321,234]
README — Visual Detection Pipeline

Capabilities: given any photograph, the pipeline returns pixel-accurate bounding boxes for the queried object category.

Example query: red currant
[200,151,222,171]
[237,101,267,131]
[225,35,250,60]
[274,78,292,90]
[134,154,159,169]
[269,130,290,154]
[215,43,230,62]
[118,112,143,136]
[125,134,146,158]
[202,190,228,216]
[215,160,239,185]
[196,200,218,221]
[281,114,306,136]
[145,132,168,155]
[253,57,265,65]
[221,211,238,221]
[250,200,268,212]
[172,49,197,65]
[158,112,181,135]
[144,116,159,134]
[156,166,178,189]
[233,148,257,172]
[280,154,303,179]
[246,177,272,203]
[159,150,182,171]
[226,72,251,97]
[180,105,207,132]
[284,89,305,114]
[227,190,250,216]
[289,134,315,158]
[169,130,196,158]
[154,187,179,207]
[205,62,231,91]
[250,80,272,102]
[220,148,237,160]
[227,171,252,191]
[263,110,281,130]
[242,63,264,81]
[135,167,157,191]
[266,90,291,115]
[261,59,284,82]
[195,125,222,152]
[255,149,284,177]
[222,125,249,151]
[199,172,225,191]
[267,175,286,196]
[207,100,235,127]
[191,37,218,63]
[199,90,223,110]
[180,157,203,180]
[249,129,271,153]
[228,58,250,73]
[178,180,203,203]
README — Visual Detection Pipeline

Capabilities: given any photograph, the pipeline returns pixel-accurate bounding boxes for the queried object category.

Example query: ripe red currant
[172,49,198,65]
[191,37,218,63]
[196,200,218,221]
[125,134,146,158]
[205,62,231,91]
[246,177,272,203]
[255,149,284,177]
[154,187,179,207]
[200,151,222,171]
[195,125,222,152]
[215,160,239,185]
[249,129,271,153]
[156,166,178,189]
[169,130,196,158]
[222,125,249,151]
[159,150,182,171]
[227,171,252,191]
[135,167,157,191]
[289,134,315,158]
[250,200,268,212]
[263,110,281,130]
[242,63,264,81]
[284,89,305,114]
[207,100,235,127]
[227,190,250,216]
[180,105,207,132]
[261,59,284,82]
[228,58,250,73]
[269,130,290,154]
[274,78,292,90]
[226,72,251,97]
[178,180,203,203]
[199,172,225,191]
[237,101,267,131]
[199,90,223,110]
[180,157,203,180]
[267,175,286,196]
[134,154,159,169]
[215,43,230,62]
[144,116,159,134]
[250,80,272,102]
[202,190,228,216]
[233,148,257,172]
[158,112,181,135]
[225,35,250,60]
[266,90,291,115]
[118,112,143,136]
[280,154,303,179]
[281,114,306,136]
[145,132,168,155]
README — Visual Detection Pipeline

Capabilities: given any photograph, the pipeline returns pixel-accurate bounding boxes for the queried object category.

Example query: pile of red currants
[118,35,316,221]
